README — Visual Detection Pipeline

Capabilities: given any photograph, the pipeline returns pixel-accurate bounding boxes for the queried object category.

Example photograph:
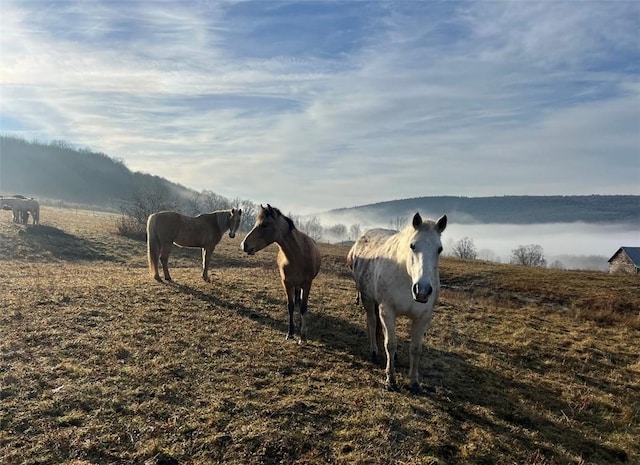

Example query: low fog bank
[444,222,638,265]
[316,211,638,270]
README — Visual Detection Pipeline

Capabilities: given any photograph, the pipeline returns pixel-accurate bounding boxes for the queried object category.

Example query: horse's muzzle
[229,232,236,239]
[241,241,254,255]
[412,283,433,303]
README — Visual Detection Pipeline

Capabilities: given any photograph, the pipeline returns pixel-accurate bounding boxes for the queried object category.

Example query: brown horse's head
[241,204,295,255]
[228,208,242,238]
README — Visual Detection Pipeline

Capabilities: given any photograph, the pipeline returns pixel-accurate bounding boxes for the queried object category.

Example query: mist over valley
[2,136,637,271]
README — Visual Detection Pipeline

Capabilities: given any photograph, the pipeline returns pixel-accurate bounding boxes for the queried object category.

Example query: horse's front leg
[283,282,296,340]
[379,304,398,391]
[408,313,433,394]
[299,283,312,343]
[201,246,214,282]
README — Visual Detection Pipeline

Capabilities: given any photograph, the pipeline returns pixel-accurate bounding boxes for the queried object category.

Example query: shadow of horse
[167,279,629,464]
[421,345,629,463]
[167,281,290,336]
[24,225,112,262]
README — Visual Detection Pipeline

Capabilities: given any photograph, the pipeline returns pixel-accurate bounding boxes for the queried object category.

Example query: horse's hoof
[371,352,380,365]
[385,380,399,392]
[154,276,162,282]
[408,383,423,395]
[285,333,294,341]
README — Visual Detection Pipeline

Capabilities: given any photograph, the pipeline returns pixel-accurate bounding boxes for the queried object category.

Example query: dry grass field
[1,207,639,465]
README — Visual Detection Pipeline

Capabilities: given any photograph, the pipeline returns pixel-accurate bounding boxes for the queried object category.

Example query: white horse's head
[404,212,447,303]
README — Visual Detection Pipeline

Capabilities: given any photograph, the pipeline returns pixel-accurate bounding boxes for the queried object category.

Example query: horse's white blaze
[406,230,443,304]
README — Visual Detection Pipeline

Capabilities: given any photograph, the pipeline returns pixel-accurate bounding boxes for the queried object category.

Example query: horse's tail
[146,214,160,278]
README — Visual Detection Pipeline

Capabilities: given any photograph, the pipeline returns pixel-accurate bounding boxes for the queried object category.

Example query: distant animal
[241,204,321,342]
[146,208,242,282]
[348,212,447,393]
[0,196,39,224]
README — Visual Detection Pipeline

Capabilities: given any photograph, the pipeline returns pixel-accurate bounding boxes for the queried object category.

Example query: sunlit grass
[0,207,638,464]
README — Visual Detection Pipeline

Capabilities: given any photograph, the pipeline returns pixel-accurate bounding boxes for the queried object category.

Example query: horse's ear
[436,214,447,233]
[238,209,242,215]
[412,212,422,229]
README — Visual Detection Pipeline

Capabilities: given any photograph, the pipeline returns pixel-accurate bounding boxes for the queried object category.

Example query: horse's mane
[262,205,296,232]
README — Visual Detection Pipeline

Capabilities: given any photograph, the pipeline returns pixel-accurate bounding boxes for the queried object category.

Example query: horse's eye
[410,243,416,250]
[438,246,443,254]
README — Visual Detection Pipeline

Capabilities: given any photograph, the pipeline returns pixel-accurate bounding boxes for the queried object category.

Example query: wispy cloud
[1,0,638,213]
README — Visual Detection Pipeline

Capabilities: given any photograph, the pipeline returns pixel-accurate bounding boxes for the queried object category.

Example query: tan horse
[147,208,242,282]
[241,204,321,342]
[348,212,447,393]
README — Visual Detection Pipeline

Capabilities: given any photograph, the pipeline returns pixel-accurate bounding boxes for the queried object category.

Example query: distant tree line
[329,194,640,225]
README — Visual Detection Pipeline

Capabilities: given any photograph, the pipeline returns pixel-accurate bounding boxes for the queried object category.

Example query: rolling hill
[0,136,196,209]
[2,135,638,225]
[325,195,640,225]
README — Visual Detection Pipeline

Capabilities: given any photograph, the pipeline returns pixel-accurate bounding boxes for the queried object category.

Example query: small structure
[608,246,640,274]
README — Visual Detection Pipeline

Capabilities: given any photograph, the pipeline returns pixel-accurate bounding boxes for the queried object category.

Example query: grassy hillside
[1,208,638,465]
[0,136,195,208]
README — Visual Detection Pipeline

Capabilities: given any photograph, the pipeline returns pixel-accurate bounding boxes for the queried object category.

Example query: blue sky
[1,0,639,214]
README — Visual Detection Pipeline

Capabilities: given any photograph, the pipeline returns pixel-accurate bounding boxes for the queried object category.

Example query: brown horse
[147,208,242,282]
[241,204,321,342]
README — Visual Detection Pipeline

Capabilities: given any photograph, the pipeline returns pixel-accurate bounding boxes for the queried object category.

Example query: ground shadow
[423,346,630,464]
[168,281,290,336]
[23,224,113,262]
[166,279,631,465]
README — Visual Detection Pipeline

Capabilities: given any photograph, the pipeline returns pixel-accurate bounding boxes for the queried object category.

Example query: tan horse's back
[149,211,184,243]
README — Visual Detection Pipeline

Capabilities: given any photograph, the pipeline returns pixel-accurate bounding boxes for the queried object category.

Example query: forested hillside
[2,135,637,225]
[0,136,195,208]
[328,195,640,225]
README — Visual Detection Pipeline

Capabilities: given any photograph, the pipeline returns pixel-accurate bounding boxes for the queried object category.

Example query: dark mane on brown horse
[257,205,295,232]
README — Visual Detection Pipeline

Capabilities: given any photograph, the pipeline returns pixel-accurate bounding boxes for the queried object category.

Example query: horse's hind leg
[160,243,172,281]
[283,282,296,340]
[201,246,214,282]
[362,298,381,364]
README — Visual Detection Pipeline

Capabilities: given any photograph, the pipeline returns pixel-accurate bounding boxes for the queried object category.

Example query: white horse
[0,197,39,224]
[348,212,447,393]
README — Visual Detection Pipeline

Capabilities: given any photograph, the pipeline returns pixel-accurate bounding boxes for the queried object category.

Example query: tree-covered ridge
[2,135,637,225]
[331,195,640,225]
[0,136,194,208]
